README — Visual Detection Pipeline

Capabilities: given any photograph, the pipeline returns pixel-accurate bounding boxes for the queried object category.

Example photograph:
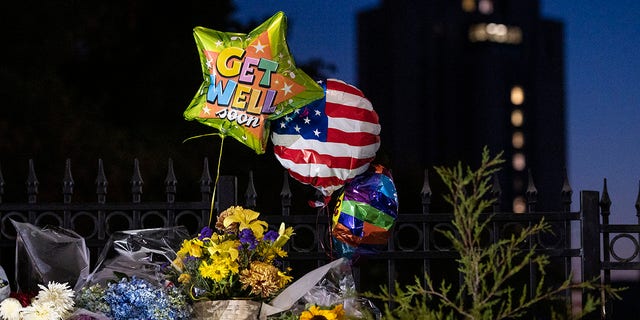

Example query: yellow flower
[199,260,231,282]
[177,273,191,284]
[278,270,293,287]
[299,304,345,320]
[177,238,204,258]
[274,223,294,248]
[190,239,204,257]
[223,207,268,238]
[273,246,288,258]
[172,257,184,271]
[216,254,240,274]
[176,240,190,257]
[207,239,240,262]
[259,246,288,263]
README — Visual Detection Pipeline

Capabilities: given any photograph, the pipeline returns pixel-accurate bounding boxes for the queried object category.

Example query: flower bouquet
[73,276,191,320]
[0,281,75,320]
[69,226,193,319]
[168,206,294,319]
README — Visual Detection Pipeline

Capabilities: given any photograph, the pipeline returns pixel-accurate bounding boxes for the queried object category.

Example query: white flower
[0,298,23,320]
[21,301,61,320]
[33,281,75,316]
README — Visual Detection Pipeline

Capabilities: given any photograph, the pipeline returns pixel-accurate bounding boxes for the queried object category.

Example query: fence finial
[421,169,432,214]
[600,178,611,218]
[526,169,537,212]
[165,158,177,203]
[0,163,4,204]
[63,158,74,204]
[27,159,39,204]
[95,159,108,203]
[561,167,573,212]
[280,171,292,216]
[200,157,212,202]
[245,170,257,209]
[131,158,144,203]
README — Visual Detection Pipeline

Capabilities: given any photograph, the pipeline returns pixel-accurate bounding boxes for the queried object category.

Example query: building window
[513,196,526,213]
[479,0,494,14]
[469,23,523,44]
[512,153,526,171]
[512,131,524,148]
[511,109,524,127]
[462,0,475,12]
[511,86,524,105]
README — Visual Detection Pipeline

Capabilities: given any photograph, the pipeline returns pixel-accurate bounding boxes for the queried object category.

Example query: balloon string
[316,205,335,261]
[327,206,334,260]
[208,135,225,227]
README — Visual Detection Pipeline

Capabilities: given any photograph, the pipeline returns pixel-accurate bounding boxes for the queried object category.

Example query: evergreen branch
[363,147,622,320]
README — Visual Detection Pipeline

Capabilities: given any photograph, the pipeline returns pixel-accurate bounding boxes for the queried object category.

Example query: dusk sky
[233,0,640,226]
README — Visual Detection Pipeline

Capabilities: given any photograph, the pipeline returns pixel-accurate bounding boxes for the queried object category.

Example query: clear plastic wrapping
[75,226,189,290]
[262,258,381,319]
[11,220,90,293]
[0,265,9,301]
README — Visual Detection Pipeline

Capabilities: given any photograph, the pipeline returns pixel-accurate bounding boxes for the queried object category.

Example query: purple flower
[264,230,278,242]
[239,228,258,250]
[198,226,214,239]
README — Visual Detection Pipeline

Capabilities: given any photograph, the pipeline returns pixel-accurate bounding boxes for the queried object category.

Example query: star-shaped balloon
[184,11,325,154]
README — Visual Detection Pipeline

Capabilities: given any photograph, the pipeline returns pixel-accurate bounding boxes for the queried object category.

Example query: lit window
[511,109,523,127]
[486,23,507,37]
[512,131,524,148]
[462,0,475,12]
[479,0,493,14]
[468,23,522,44]
[469,24,488,42]
[511,86,524,105]
[512,153,526,171]
[513,196,526,213]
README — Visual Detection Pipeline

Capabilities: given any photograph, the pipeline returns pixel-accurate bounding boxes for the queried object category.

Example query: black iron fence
[1,158,639,319]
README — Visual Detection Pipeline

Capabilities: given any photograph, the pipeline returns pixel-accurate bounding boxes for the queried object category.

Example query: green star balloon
[184,11,325,154]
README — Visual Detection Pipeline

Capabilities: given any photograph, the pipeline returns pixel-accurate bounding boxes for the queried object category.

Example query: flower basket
[167,206,294,310]
[193,299,261,320]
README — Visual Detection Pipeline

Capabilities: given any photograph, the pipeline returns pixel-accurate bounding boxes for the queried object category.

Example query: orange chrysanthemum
[239,261,285,298]
[215,208,237,233]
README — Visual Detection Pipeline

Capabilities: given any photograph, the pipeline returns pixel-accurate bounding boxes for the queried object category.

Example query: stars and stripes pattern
[271,79,381,197]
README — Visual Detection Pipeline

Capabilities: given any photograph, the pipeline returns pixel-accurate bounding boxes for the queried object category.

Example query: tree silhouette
[0,1,330,210]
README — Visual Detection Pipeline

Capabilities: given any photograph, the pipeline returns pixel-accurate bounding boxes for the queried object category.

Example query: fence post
[217,175,238,212]
[580,190,601,320]
[0,163,4,204]
[130,158,143,229]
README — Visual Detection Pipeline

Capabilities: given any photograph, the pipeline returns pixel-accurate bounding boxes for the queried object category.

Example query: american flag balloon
[271,79,381,197]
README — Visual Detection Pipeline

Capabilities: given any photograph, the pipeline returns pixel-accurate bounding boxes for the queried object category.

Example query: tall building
[357,0,566,212]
